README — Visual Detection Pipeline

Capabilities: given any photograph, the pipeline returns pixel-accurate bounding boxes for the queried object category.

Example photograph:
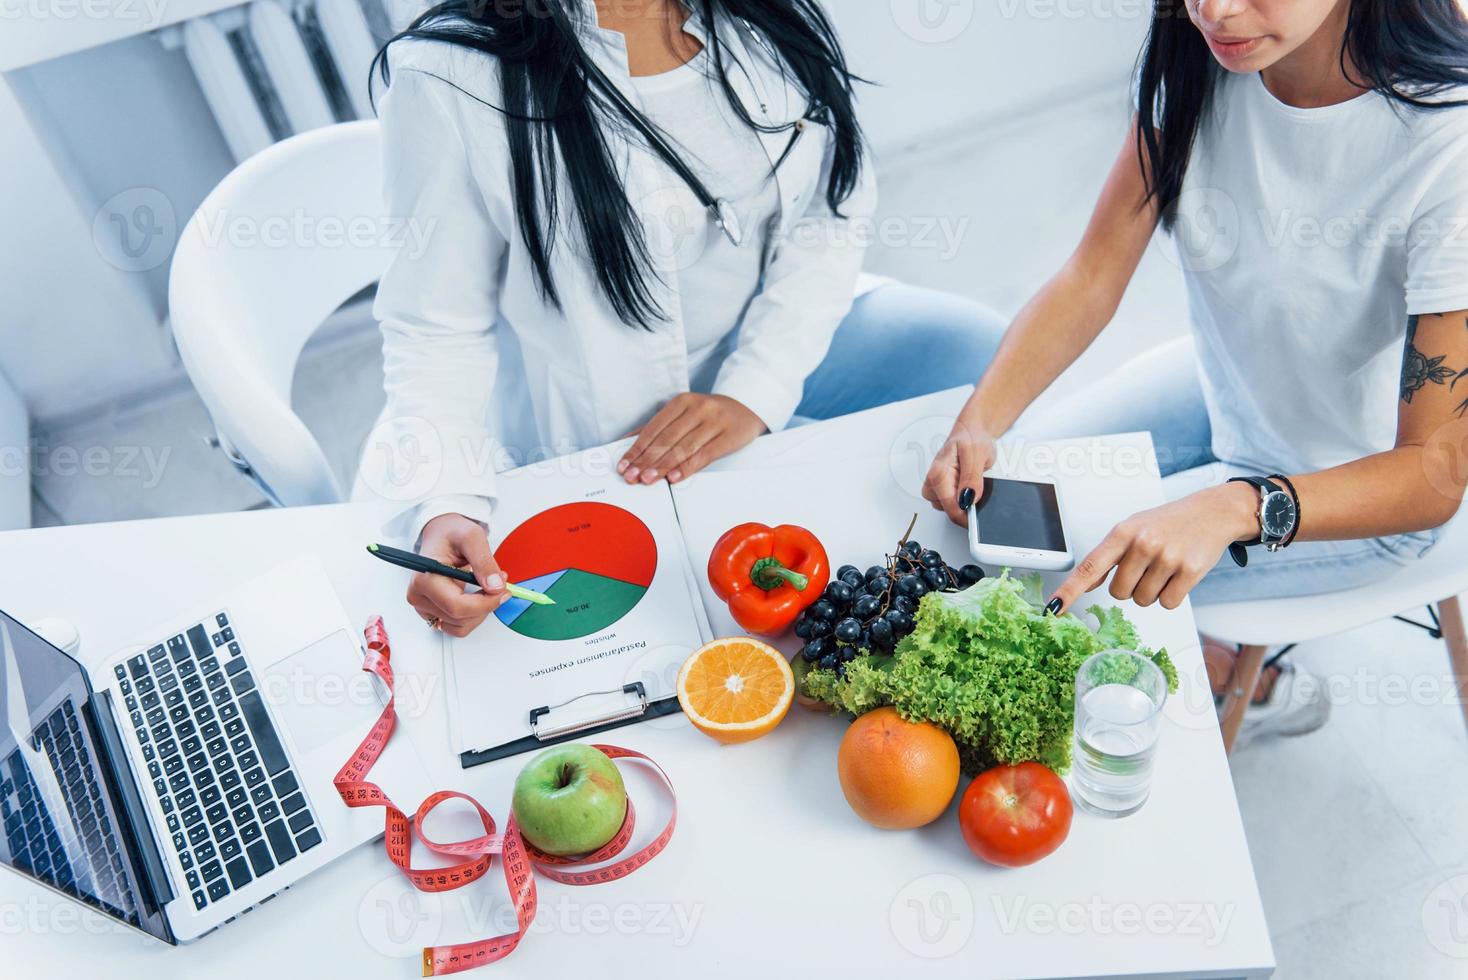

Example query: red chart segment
[493,502,658,586]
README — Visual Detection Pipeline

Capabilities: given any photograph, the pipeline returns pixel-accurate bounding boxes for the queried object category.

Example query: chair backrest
[168,120,391,507]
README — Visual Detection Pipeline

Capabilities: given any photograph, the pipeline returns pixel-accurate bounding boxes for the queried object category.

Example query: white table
[0,394,1273,980]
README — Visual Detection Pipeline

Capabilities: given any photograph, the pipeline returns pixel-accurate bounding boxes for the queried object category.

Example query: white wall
[827,0,1150,154]
[0,73,180,423]
[0,366,30,529]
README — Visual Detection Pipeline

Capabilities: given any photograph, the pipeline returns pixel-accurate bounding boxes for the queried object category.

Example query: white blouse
[631,49,783,393]
[358,3,878,538]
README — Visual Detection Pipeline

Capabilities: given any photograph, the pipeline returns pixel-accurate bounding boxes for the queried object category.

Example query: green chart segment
[496,568,649,642]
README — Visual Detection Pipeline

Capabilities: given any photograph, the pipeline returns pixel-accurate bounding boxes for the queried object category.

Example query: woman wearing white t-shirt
[370,0,1005,637]
[925,0,1468,736]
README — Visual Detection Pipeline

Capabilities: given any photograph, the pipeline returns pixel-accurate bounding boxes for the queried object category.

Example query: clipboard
[457,682,684,769]
[436,445,714,769]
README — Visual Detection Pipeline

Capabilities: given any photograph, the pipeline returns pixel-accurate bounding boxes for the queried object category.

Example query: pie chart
[492,502,658,641]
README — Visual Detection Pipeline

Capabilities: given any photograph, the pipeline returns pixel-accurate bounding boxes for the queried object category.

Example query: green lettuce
[802,572,1178,774]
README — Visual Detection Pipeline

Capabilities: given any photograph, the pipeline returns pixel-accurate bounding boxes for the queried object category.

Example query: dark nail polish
[1045,598,1063,616]
[958,487,976,511]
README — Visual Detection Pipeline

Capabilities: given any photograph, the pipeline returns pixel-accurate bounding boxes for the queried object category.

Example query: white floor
[27,88,1468,978]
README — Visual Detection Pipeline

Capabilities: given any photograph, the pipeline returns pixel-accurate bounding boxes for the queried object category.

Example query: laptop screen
[0,610,169,940]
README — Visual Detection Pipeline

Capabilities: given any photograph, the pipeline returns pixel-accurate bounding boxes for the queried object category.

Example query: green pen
[366,543,556,605]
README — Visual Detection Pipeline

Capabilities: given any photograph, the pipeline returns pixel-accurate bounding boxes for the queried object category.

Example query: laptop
[0,556,431,943]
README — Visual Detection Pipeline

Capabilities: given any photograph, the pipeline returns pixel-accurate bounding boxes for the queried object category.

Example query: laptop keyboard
[2,700,141,925]
[115,611,322,913]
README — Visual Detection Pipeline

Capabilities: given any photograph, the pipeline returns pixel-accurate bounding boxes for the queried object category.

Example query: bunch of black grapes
[794,538,985,677]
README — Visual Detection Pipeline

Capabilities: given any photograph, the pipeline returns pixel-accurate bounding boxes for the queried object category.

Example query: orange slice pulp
[676,637,794,744]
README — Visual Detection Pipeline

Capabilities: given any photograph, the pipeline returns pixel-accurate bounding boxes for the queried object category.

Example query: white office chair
[168,120,393,507]
[1197,516,1468,753]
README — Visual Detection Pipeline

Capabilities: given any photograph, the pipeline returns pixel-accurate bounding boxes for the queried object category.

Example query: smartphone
[966,477,1075,572]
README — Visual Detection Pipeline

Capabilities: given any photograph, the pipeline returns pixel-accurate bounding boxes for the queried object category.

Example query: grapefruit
[837,707,960,829]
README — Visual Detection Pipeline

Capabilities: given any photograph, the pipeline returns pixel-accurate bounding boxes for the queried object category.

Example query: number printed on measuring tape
[335,616,678,976]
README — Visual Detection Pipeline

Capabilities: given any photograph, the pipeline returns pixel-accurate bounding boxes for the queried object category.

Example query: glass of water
[1071,650,1168,818]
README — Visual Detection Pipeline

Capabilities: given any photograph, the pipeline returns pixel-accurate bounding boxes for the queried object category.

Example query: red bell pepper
[708,523,830,636]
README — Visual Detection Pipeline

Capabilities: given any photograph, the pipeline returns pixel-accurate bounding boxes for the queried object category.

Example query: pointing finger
[1049,527,1131,615]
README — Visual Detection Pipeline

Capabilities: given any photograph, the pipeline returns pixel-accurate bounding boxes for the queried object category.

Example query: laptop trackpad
[261,630,381,757]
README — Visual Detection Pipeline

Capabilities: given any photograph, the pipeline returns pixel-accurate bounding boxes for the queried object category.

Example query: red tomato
[958,762,1073,868]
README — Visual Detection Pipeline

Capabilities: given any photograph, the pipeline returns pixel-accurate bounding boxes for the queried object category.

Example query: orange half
[676,638,794,744]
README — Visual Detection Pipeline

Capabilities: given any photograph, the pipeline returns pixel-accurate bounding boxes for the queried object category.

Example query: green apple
[511,744,628,857]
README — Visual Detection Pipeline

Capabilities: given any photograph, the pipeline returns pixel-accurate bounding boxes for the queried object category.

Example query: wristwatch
[1226,476,1299,567]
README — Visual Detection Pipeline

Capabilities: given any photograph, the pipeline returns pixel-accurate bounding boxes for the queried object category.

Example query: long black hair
[371,0,864,328]
[1137,0,1468,227]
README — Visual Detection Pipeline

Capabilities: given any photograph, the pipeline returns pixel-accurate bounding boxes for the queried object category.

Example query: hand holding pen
[383,514,524,638]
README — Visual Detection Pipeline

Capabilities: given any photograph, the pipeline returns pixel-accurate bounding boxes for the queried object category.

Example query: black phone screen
[973,478,1068,552]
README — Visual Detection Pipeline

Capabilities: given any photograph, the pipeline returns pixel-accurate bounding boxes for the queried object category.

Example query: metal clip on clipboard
[460,681,682,768]
[529,683,649,742]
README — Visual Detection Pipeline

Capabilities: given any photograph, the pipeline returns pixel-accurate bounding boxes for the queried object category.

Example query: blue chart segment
[494,571,567,627]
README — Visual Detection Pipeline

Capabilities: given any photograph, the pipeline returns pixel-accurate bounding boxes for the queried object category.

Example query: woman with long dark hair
[368,0,1004,637]
[925,0,1468,741]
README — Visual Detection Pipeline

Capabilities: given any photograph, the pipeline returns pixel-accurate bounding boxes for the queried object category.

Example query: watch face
[1261,491,1297,539]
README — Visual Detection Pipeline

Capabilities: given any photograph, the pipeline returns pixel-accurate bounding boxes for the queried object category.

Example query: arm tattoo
[1401,313,1468,418]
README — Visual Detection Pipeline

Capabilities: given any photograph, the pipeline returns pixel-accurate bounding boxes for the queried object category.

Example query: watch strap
[1227,476,1283,546]
[1227,475,1285,551]
[1230,476,1284,495]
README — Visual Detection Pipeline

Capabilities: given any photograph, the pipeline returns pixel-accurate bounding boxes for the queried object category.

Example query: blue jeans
[1012,336,1443,605]
[795,283,1006,419]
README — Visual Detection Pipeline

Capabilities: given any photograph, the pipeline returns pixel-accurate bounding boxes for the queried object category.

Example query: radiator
[161,0,402,163]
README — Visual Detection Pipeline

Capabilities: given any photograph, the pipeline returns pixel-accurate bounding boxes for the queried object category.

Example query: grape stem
[749,556,809,592]
[897,513,919,550]
[875,515,922,627]
[886,515,961,602]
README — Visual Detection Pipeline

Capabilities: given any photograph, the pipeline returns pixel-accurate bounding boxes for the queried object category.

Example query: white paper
[446,450,708,755]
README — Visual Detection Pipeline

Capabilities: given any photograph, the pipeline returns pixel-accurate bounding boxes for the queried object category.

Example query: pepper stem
[750,556,809,592]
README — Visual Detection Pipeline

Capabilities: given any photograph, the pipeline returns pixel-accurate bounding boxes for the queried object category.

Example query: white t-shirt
[632,50,783,392]
[1173,72,1468,474]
